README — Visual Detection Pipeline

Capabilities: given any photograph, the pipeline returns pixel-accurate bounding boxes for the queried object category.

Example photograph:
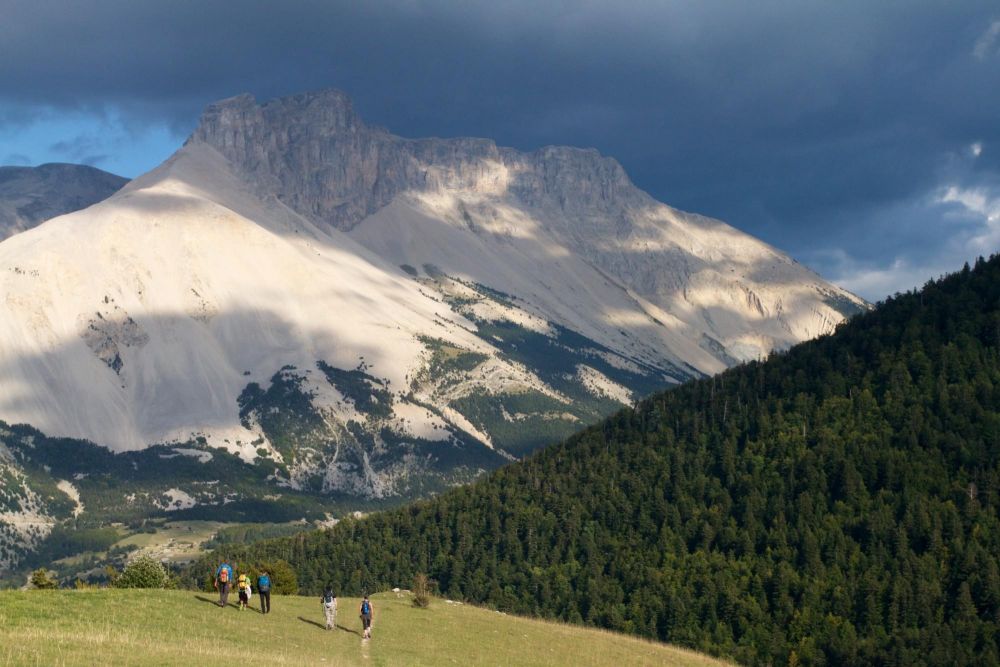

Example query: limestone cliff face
[0,163,127,241]
[189,89,641,232]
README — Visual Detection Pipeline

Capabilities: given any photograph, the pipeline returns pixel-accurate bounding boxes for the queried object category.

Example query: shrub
[114,554,169,589]
[258,559,298,595]
[413,573,431,608]
[30,568,58,590]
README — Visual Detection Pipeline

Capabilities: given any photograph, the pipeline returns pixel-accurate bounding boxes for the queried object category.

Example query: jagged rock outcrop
[0,163,127,241]
[192,90,643,232]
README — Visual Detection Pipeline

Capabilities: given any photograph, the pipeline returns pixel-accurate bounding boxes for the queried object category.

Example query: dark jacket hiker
[360,595,374,639]
[257,571,272,614]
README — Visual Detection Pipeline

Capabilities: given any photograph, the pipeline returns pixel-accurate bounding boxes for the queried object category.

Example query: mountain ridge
[0,162,127,241]
[189,89,865,369]
[191,89,642,233]
[0,88,864,517]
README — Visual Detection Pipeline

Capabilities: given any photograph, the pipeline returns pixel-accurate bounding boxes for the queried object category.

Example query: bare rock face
[0,163,127,241]
[191,90,409,230]
[78,295,150,376]
[190,90,641,232]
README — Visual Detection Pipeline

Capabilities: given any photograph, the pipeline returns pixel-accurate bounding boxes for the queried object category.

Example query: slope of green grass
[0,589,728,667]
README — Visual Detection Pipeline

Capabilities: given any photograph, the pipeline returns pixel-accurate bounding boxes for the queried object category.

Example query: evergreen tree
[29,568,57,590]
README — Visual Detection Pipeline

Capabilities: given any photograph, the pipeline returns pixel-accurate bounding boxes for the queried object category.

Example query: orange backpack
[219,568,229,583]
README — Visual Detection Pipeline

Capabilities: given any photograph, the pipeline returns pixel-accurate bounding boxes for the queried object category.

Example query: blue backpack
[258,574,271,591]
[361,600,371,615]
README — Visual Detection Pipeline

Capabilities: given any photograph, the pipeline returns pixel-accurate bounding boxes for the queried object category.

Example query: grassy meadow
[0,589,730,666]
[108,521,226,563]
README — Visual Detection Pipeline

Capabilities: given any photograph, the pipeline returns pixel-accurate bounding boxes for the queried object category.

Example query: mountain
[194,90,864,371]
[189,256,1000,666]
[0,89,863,568]
[0,163,127,240]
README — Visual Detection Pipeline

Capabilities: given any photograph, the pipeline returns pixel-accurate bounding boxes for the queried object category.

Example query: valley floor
[0,589,729,666]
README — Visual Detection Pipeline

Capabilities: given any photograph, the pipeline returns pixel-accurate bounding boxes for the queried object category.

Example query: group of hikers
[213,562,265,612]
[214,562,374,639]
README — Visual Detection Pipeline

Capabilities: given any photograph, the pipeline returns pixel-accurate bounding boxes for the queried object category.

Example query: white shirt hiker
[323,592,337,630]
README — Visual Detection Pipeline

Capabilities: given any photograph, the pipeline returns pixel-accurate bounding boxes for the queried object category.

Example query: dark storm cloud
[1,1,998,297]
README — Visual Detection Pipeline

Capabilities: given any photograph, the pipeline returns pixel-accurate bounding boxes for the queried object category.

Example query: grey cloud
[807,166,1000,299]
[80,154,109,167]
[1,1,998,297]
[974,20,1000,59]
[48,135,105,163]
[49,139,81,154]
[2,153,31,165]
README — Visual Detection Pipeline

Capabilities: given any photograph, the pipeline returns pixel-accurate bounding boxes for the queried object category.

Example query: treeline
[202,523,307,551]
[185,257,1000,665]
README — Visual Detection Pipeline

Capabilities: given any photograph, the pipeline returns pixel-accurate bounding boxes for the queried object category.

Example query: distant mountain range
[0,163,127,241]
[0,90,866,572]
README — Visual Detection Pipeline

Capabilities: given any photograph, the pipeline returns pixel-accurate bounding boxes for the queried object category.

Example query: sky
[1,1,998,301]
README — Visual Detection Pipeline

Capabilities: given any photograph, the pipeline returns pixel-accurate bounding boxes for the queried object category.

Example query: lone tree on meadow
[30,568,58,590]
[413,572,431,608]
[114,554,171,589]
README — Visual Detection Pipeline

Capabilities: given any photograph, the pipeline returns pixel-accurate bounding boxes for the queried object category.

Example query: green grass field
[0,589,730,666]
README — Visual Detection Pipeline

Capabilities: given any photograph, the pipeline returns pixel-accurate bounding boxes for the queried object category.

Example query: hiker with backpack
[257,569,272,614]
[360,594,374,639]
[237,571,252,611]
[215,562,234,608]
[321,586,337,630]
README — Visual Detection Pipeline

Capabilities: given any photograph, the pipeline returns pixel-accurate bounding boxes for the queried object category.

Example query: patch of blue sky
[0,107,180,178]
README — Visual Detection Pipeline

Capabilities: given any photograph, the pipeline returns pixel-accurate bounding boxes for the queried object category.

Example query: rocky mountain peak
[192,89,363,147]
[187,89,640,231]
[180,88,866,369]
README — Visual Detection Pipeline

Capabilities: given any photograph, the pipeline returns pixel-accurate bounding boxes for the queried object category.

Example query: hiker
[215,562,234,608]
[237,571,252,611]
[321,586,337,630]
[257,569,272,614]
[360,594,374,639]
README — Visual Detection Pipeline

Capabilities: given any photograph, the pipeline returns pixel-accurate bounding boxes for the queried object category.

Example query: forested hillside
[186,257,1000,665]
